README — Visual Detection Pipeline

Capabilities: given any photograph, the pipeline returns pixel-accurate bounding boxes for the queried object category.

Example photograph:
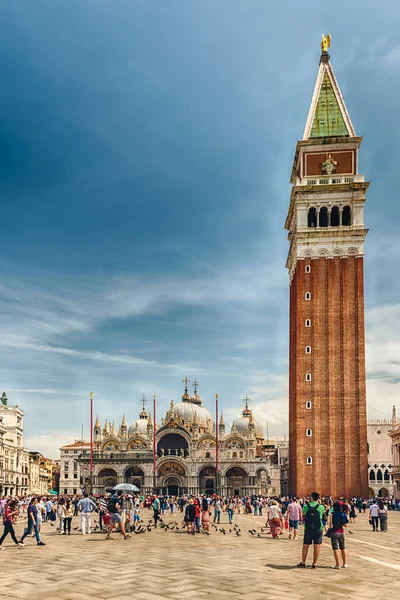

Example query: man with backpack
[297,491,325,569]
[105,491,130,540]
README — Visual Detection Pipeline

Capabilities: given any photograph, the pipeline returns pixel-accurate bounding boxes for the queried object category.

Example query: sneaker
[342,564,349,568]
[18,542,25,547]
[331,565,341,569]
[297,562,306,568]
[311,564,316,569]
[124,535,131,540]
[0,547,5,550]
[37,541,46,546]
[105,536,113,540]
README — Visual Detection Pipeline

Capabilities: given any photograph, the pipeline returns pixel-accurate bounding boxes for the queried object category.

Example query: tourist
[329,502,349,569]
[193,498,201,533]
[227,497,234,524]
[184,498,195,535]
[349,501,357,523]
[213,496,222,524]
[0,499,23,549]
[267,500,283,539]
[297,491,325,568]
[105,490,130,540]
[57,497,65,534]
[152,495,161,528]
[19,497,46,547]
[369,500,380,532]
[378,500,388,531]
[63,498,74,535]
[77,492,96,535]
[45,497,53,522]
[98,495,108,532]
[201,497,210,532]
[286,497,302,540]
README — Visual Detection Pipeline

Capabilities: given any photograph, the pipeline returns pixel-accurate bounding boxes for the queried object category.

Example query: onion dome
[231,396,263,438]
[128,395,150,435]
[169,378,214,430]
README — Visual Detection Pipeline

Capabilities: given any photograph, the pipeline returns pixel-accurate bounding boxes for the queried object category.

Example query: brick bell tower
[285,36,369,498]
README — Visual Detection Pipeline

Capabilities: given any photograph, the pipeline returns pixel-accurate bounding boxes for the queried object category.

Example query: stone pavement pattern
[1,510,400,600]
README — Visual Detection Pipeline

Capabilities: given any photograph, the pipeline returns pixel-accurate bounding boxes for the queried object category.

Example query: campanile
[285,37,369,498]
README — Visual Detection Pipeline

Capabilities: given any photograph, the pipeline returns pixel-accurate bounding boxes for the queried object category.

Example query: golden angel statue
[321,34,331,53]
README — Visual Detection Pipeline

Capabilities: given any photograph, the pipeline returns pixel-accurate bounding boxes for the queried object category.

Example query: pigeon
[236,531,241,536]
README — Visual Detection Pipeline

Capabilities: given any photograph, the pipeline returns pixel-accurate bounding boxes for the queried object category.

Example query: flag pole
[153,393,156,493]
[89,392,94,494]
[215,393,219,494]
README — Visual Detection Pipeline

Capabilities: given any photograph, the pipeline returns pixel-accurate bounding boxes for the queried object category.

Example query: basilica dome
[128,403,150,436]
[231,401,263,438]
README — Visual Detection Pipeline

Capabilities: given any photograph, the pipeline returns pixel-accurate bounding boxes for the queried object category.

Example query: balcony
[298,174,365,186]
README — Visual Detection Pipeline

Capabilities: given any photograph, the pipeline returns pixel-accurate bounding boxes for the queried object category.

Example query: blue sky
[1,1,400,458]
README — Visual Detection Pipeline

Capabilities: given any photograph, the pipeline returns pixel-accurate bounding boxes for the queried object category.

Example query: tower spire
[303,35,355,140]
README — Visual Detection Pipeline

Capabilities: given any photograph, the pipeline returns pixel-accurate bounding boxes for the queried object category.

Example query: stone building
[29,452,50,495]
[59,441,91,495]
[77,381,284,497]
[367,407,397,498]
[0,392,29,496]
[388,408,400,499]
[285,39,369,497]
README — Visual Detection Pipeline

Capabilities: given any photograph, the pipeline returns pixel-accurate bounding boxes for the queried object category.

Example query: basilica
[77,381,286,497]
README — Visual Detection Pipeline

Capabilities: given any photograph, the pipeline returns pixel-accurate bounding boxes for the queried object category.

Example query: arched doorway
[157,460,187,495]
[226,467,248,497]
[199,466,216,495]
[97,468,118,491]
[124,466,144,489]
[157,433,189,458]
[164,477,180,496]
[378,487,389,498]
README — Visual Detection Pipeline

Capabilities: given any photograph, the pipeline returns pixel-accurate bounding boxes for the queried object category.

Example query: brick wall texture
[289,255,369,498]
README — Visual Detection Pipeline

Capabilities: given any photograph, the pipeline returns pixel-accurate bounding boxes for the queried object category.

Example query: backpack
[107,497,118,513]
[304,502,321,531]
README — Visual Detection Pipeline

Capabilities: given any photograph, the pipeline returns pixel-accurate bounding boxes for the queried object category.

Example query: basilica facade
[78,381,284,497]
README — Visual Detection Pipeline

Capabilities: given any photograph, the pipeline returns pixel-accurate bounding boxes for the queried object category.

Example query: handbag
[49,511,56,522]
[369,519,373,525]
[325,527,332,538]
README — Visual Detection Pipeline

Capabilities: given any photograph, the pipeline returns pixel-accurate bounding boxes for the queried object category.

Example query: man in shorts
[287,497,302,540]
[105,491,130,540]
[297,491,325,568]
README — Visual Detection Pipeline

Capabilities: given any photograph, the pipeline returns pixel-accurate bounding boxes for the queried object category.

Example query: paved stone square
[1,509,400,600]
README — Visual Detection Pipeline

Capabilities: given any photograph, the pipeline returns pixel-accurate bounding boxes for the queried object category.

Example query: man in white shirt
[369,501,380,532]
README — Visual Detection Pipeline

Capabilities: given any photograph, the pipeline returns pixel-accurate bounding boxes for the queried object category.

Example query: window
[331,206,339,226]
[305,265,311,274]
[73,489,77,495]
[308,207,317,228]
[232,452,237,459]
[306,456,312,465]
[64,488,67,494]
[74,450,78,454]
[306,401,312,409]
[306,346,311,354]
[305,292,311,301]
[306,373,312,382]
[205,452,211,459]
[240,451,243,458]
[342,205,351,226]
[319,207,328,227]
[306,428,312,437]
[73,473,78,479]
[305,319,311,327]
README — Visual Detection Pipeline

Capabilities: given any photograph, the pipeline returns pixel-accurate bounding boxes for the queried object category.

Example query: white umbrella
[111,483,140,493]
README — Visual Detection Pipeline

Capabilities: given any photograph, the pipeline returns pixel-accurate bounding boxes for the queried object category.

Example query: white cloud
[383,46,400,66]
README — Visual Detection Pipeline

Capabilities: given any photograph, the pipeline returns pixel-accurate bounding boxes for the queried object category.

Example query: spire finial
[183,377,190,394]
[192,378,199,394]
[321,33,331,54]
[141,394,147,411]
[244,394,250,410]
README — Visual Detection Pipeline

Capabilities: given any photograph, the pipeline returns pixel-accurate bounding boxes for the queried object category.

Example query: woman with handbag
[267,500,283,538]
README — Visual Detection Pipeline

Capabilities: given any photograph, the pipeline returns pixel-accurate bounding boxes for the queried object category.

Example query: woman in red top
[0,500,23,549]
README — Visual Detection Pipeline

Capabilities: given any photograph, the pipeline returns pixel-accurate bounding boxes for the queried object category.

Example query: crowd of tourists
[0,491,395,568]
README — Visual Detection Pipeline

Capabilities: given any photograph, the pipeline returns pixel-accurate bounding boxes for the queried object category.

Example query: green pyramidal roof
[309,72,349,138]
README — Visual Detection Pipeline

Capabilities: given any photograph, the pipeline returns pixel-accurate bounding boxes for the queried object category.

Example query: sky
[1,1,400,458]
